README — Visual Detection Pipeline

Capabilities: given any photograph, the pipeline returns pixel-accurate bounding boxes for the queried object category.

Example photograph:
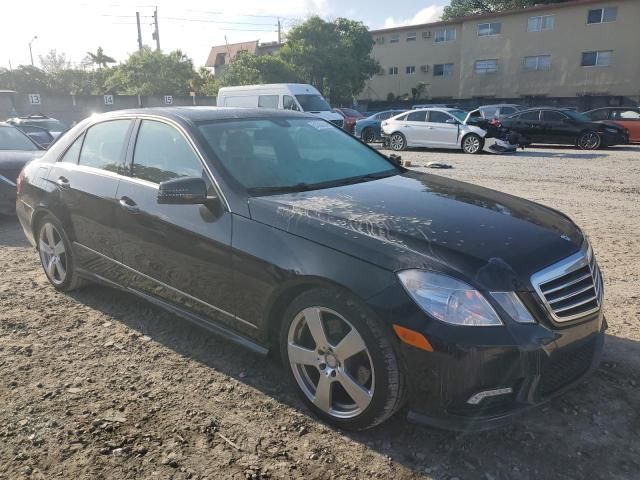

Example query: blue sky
[0,0,449,68]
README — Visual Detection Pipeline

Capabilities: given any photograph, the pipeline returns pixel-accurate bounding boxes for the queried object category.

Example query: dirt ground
[1,145,639,480]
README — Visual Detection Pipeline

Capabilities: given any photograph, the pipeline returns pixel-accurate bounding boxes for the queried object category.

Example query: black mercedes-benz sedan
[16,108,605,431]
[500,107,628,149]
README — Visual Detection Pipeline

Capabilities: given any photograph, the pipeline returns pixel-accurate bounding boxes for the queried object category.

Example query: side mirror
[157,176,208,205]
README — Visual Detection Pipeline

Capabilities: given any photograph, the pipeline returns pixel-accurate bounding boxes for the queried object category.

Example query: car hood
[248,171,584,291]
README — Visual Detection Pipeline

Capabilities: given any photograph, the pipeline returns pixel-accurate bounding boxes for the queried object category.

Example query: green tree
[86,47,116,69]
[443,0,570,19]
[39,50,70,75]
[279,16,380,104]
[220,51,301,87]
[104,47,195,95]
[0,65,52,93]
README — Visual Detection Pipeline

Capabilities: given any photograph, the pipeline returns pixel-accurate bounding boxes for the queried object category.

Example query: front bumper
[601,129,629,146]
[367,282,607,431]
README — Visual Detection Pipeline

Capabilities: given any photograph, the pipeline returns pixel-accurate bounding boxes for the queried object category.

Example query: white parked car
[381,108,488,154]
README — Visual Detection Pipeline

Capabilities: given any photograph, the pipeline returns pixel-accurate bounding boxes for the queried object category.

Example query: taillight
[16,169,26,195]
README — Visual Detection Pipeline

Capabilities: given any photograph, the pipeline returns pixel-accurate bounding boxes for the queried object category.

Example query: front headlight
[397,270,502,326]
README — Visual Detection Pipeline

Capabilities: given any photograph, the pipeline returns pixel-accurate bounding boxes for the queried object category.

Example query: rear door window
[500,106,516,116]
[587,109,610,121]
[541,110,567,122]
[60,135,84,163]
[519,111,541,121]
[407,111,427,122]
[78,120,132,172]
[132,120,206,184]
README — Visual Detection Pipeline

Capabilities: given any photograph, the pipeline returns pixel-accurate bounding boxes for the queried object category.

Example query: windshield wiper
[247,183,315,195]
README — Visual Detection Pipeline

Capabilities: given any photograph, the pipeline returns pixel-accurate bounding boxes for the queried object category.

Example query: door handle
[56,176,70,189]
[119,196,140,214]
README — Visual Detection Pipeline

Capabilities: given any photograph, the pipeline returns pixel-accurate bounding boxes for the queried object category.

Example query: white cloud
[383,5,444,28]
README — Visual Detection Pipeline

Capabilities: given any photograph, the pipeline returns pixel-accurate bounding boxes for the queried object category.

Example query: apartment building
[205,41,281,77]
[361,0,640,103]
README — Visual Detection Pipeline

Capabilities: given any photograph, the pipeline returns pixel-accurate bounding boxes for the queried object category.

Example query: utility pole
[277,18,281,44]
[153,7,161,51]
[136,12,143,52]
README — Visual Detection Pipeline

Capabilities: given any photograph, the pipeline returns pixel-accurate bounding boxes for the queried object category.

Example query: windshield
[197,118,399,194]
[565,111,592,123]
[0,126,38,151]
[295,94,331,112]
[449,110,468,121]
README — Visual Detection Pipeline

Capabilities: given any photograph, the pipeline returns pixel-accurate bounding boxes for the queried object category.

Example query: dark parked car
[354,110,407,143]
[476,104,528,120]
[500,108,629,149]
[17,125,56,149]
[0,123,44,214]
[332,108,365,134]
[584,107,640,144]
[6,114,69,139]
[17,108,605,431]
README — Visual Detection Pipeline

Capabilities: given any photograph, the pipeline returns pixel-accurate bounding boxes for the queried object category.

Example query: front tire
[280,289,405,430]
[36,214,85,291]
[389,132,407,151]
[361,128,375,144]
[577,131,601,150]
[462,133,484,154]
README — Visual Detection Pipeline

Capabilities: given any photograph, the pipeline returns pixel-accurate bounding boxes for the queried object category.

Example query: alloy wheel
[390,133,405,151]
[463,135,481,153]
[578,131,601,150]
[287,306,375,419]
[362,128,375,144]
[39,222,67,285]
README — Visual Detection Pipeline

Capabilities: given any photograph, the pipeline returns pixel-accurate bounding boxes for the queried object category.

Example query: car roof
[85,107,317,124]
[480,104,525,108]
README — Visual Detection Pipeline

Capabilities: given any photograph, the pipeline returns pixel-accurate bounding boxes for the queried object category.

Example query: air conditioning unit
[422,31,431,39]
[420,65,429,73]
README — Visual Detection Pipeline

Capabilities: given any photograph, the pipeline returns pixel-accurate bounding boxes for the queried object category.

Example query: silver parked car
[381,108,488,154]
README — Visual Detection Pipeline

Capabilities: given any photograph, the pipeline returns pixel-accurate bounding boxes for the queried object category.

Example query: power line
[163,17,278,27]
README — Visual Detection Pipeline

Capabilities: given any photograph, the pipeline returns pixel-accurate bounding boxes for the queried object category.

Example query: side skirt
[76,268,269,356]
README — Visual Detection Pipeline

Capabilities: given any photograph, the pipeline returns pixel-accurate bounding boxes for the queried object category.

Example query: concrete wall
[0,93,217,126]
[362,0,640,103]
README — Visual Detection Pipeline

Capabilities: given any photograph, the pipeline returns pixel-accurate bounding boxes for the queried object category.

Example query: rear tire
[280,288,406,430]
[462,133,484,154]
[576,131,601,150]
[389,132,407,151]
[36,214,86,291]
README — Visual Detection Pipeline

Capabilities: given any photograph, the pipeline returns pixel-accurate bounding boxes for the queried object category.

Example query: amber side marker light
[392,325,433,352]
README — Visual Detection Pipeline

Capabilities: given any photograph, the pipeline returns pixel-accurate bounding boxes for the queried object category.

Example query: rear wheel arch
[32,207,76,247]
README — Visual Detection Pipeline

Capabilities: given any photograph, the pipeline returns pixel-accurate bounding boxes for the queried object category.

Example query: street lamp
[29,36,38,66]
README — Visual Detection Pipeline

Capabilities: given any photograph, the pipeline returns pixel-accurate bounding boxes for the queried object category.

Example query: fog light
[466,387,513,405]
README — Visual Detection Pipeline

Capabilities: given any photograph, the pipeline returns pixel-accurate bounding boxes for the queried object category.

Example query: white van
[216,83,344,127]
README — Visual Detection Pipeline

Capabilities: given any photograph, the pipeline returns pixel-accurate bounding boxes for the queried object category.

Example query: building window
[587,7,617,24]
[388,66,398,75]
[474,59,498,73]
[405,65,416,75]
[524,55,551,71]
[390,34,400,43]
[434,28,456,43]
[406,32,417,42]
[528,15,555,32]
[581,50,612,67]
[433,63,454,77]
[478,22,501,36]
[375,36,385,45]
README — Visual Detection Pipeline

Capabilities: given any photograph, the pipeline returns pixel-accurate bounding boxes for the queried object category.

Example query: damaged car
[17,108,605,431]
[381,108,489,154]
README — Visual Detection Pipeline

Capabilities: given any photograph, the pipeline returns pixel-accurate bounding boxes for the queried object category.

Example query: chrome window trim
[531,243,603,323]
[74,242,257,329]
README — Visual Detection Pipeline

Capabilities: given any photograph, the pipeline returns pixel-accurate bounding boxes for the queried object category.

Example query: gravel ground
[1,145,639,480]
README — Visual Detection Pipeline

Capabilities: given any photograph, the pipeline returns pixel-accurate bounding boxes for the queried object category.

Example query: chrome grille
[532,245,603,323]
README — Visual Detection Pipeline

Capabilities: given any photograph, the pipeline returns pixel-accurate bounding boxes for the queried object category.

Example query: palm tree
[86,47,116,69]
